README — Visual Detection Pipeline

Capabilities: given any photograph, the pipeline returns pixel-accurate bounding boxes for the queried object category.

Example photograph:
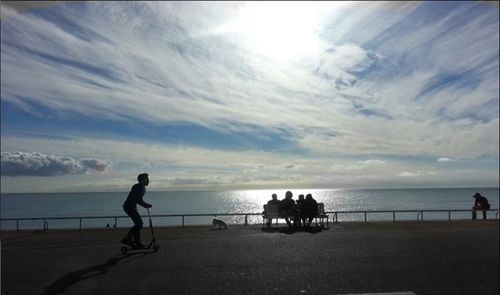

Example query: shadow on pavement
[41,251,155,295]
[261,226,325,234]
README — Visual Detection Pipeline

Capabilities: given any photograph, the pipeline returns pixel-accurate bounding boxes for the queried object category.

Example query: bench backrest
[317,203,325,215]
[263,204,280,217]
[264,203,326,217]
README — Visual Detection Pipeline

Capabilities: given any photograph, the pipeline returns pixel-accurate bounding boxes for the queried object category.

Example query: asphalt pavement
[1,220,498,295]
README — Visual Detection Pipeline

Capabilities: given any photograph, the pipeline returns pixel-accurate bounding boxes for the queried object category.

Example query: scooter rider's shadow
[41,252,153,295]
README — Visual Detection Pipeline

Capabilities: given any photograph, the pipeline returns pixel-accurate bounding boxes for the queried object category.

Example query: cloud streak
[1,151,111,176]
[2,136,497,193]
[0,1,498,192]
[437,157,455,162]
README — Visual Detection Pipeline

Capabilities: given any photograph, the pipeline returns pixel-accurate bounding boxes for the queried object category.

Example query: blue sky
[1,1,498,193]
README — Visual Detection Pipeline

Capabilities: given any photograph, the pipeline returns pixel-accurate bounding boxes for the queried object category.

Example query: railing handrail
[0,212,263,222]
[1,208,498,231]
[1,208,498,221]
[325,208,499,213]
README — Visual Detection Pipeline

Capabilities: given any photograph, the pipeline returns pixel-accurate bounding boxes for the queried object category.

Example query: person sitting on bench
[279,191,299,228]
[304,193,318,226]
[296,194,306,228]
[264,193,280,228]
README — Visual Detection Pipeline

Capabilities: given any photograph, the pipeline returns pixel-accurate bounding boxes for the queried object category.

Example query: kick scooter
[121,208,160,254]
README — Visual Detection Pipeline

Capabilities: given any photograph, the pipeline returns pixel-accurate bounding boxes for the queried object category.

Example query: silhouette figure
[122,173,152,248]
[264,193,281,228]
[472,193,490,220]
[267,193,280,205]
[279,191,299,228]
[304,194,318,226]
[296,194,306,227]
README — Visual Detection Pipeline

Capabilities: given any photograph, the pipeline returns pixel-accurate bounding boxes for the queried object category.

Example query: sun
[234,2,334,61]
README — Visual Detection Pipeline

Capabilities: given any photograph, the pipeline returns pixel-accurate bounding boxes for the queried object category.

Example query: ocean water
[1,188,498,230]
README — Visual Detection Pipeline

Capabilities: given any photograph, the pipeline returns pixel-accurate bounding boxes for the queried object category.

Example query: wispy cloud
[397,171,417,177]
[363,160,386,165]
[437,157,456,162]
[0,1,498,192]
[1,136,497,192]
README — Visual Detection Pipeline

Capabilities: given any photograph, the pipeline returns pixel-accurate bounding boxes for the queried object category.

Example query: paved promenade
[1,221,498,295]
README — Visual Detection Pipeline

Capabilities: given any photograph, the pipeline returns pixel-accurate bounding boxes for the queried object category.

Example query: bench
[262,203,329,229]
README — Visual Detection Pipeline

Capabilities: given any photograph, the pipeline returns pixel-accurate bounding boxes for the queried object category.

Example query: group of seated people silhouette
[264,191,318,228]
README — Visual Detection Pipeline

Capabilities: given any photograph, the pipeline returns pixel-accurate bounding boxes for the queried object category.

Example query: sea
[1,188,498,230]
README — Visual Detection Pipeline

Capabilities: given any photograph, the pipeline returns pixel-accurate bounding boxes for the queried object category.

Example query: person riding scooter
[121,173,152,248]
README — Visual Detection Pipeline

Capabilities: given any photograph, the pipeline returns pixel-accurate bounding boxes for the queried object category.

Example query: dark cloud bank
[1,152,111,176]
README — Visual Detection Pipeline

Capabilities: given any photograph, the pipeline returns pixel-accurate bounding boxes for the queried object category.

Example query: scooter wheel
[153,244,160,252]
[120,246,128,254]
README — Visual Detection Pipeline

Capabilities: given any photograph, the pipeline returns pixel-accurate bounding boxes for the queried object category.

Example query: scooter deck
[120,242,159,254]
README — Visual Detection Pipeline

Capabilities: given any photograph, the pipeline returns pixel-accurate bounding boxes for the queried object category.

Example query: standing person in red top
[121,173,152,248]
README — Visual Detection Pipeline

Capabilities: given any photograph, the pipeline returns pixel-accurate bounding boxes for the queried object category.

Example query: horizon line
[2,186,499,195]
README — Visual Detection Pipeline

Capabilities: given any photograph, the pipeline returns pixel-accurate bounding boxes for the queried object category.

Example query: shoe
[121,238,135,247]
[134,242,146,249]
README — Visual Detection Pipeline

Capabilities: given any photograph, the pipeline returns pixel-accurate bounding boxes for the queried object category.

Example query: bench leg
[263,218,269,229]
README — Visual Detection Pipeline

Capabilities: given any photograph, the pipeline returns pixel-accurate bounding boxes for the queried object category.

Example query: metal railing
[0,213,262,231]
[0,209,498,231]
[328,209,500,224]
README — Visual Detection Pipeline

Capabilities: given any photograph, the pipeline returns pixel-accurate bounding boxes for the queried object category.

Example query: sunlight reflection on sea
[1,188,498,230]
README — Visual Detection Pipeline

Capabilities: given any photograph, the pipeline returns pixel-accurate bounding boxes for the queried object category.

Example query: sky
[1,1,499,193]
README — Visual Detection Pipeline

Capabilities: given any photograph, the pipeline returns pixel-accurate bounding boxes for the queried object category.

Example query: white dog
[212,216,228,230]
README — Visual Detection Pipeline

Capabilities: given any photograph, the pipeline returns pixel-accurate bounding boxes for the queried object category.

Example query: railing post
[182,216,185,227]
[393,211,396,223]
[16,220,19,231]
[364,212,367,223]
[44,219,48,231]
[114,217,118,228]
[244,215,248,226]
[448,211,451,221]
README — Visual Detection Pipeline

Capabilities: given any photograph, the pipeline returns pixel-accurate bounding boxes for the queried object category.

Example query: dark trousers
[472,207,488,220]
[123,206,143,243]
[281,209,299,228]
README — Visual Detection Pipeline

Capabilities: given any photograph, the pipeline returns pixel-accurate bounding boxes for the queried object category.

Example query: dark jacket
[267,199,281,206]
[474,196,490,210]
[280,198,295,210]
[304,197,318,217]
[123,183,149,210]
